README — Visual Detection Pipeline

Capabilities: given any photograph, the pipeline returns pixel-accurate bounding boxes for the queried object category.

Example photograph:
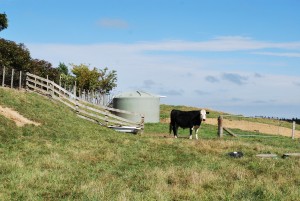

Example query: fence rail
[1,66,113,106]
[217,115,297,139]
[25,72,144,133]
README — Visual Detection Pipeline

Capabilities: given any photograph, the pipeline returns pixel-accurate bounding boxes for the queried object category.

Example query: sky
[1,0,300,118]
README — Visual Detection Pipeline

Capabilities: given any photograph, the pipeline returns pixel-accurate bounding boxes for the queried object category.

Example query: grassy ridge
[1,88,300,200]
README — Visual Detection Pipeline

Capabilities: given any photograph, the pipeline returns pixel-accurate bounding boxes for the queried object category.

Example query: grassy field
[0,87,300,200]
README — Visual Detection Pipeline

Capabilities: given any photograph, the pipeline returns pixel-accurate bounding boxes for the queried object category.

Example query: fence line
[217,115,297,139]
[0,66,113,106]
[78,90,113,107]
[0,66,25,89]
[25,72,144,134]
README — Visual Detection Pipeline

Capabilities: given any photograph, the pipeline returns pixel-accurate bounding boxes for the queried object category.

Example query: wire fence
[217,114,299,139]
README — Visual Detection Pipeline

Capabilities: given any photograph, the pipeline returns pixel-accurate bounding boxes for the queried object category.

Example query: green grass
[1,87,300,200]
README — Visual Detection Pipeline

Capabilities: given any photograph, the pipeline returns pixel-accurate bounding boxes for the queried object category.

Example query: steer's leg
[173,124,178,138]
[190,125,200,140]
[195,126,200,140]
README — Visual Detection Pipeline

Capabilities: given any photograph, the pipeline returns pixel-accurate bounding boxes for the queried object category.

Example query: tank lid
[114,91,159,98]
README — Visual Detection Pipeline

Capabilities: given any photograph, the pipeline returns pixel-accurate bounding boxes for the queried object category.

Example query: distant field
[160,104,299,138]
[206,118,300,138]
[1,88,300,201]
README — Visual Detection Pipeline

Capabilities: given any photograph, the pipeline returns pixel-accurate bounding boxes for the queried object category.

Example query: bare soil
[0,105,41,127]
[205,118,299,138]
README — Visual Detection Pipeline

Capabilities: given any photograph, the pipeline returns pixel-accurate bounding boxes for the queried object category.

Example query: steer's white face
[200,109,207,121]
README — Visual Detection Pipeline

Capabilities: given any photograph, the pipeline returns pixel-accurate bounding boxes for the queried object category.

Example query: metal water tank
[113,91,160,123]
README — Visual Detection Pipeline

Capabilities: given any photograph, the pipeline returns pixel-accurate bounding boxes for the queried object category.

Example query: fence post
[218,115,223,138]
[75,98,79,113]
[140,116,145,135]
[2,66,5,87]
[292,121,295,140]
[74,81,76,98]
[34,76,37,90]
[10,68,14,88]
[19,71,22,89]
[25,72,28,91]
[50,83,54,98]
[105,110,109,126]
[46,75,49,92]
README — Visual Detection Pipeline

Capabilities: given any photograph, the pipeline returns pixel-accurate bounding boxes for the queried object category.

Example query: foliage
[98,67,117,93]
[30,59,60,82]
[0,13,59,82]
[71,64,117,93]
[71,64,92,90]
[57,62,69,75]
[0,38,31,70]
[60,73,76,88]
[0,13,8,32]
[56,62,75,87]
[0,38,60,82]
[0,13,117,93]
[0,88,300,200]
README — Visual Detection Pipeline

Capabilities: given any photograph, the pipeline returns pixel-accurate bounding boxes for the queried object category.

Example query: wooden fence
[0,66,26,89]
[78,90,113,107]
[25,72,144,133]
[1,66,113,106]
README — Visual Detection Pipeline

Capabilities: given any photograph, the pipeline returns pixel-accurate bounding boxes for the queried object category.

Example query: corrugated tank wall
[113,91,160,123]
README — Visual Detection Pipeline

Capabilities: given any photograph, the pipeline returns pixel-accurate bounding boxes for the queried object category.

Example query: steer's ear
[206,112,210,114]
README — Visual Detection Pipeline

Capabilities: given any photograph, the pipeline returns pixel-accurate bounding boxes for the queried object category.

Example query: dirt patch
[206,118,299,138]
[0,105,41,127]
[161,118,299,138]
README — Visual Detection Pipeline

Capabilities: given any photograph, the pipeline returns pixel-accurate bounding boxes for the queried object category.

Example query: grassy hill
[0,87,300,200]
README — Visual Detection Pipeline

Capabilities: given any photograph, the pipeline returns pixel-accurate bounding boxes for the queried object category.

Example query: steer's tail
[169,121,172,135]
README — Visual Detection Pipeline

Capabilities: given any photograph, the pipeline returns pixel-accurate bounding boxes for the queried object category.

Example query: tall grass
[0,87,300,200]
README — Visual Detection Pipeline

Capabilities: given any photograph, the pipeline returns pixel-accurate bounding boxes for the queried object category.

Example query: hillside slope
[1,87,300,200]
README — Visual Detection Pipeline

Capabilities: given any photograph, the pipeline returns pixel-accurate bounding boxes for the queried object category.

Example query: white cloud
[28,37,300,64]
[131,36,300,52]
[26,36,300,117]
[252,51,300,58]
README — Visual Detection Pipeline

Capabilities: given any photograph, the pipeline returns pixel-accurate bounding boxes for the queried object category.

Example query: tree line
[0,13,117,95]
[256,116,300,125]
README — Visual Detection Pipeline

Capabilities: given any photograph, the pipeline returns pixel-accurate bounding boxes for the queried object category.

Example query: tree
[71,64,117,93]
[57,62,69,75]
[71,64,92,91]
[0,13,60,81]
[0,38,31,71]
[0,13,8,32]
[98,67,117,93]
[57,63,74,87]
[60,73,76,88]
[30,59,60,82]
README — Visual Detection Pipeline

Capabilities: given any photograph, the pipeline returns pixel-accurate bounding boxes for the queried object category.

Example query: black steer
[169,109,209,139]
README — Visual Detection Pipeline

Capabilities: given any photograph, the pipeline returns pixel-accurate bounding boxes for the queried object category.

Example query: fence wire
[220,114,298,138]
